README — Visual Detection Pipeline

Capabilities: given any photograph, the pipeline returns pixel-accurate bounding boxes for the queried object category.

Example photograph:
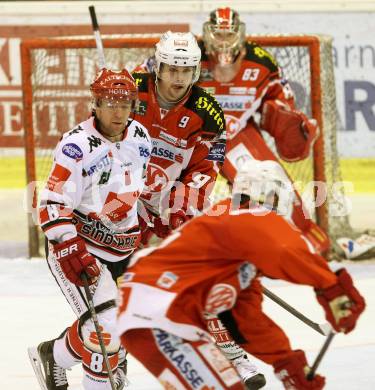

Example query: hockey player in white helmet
[28,68,151,390]
[232,159,295,219]
[134,34,267,390]
[132,32,226,242]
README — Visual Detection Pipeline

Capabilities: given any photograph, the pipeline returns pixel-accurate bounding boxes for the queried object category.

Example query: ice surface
[1,258,374,389]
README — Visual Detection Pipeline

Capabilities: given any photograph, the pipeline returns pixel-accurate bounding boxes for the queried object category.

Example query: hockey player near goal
[28,68,151,390]
[132,31,226,243]
[133,32,267,388]
[200,7,329,255]
[117,160,365,390]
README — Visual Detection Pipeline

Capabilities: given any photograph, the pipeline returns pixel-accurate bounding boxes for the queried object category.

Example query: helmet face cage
[90,68,138,110]
[232,160,295,217]
[203,7,246,65]
[154,31,201,83]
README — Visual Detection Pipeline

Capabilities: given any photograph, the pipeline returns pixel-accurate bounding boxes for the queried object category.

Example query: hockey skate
[232,355,266,390]
[28,339,68,390]
[115,356,130,389]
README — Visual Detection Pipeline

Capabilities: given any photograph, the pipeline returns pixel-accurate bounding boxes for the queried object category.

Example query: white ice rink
[1,258,374,389]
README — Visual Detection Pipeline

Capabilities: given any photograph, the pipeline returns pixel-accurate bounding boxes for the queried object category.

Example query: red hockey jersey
[132,72,226,218]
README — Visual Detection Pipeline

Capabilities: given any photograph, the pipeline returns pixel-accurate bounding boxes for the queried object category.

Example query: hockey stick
[262,286,332,336]
[307,331,335,380]
[88,5,106,68]
[82,273,117,390]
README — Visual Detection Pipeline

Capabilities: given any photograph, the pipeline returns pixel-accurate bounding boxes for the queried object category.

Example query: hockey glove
[261,100,319,162]
[153,210,189,239]
[315,268,365,333]
[274,350,325,390]
[169,209,189,230]
[53,236,100,286]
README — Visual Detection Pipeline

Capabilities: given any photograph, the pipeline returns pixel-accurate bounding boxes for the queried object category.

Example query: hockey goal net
[21,35,352,257]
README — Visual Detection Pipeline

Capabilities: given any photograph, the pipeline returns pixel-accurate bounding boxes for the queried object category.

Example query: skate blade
[28,347,48,390]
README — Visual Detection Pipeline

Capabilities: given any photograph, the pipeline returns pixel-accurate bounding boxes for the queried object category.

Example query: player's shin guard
[206,316,266,389]
[122,328,245,389]
[54,321,83,369]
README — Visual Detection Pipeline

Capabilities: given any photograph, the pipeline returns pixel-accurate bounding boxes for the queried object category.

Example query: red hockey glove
[315,268,365,333]
[153,210,189,239]
[53,236,100,286]
[261,100,319,162]
[274,350,325,390]
[153,217,170,239]
[169,209,189,230]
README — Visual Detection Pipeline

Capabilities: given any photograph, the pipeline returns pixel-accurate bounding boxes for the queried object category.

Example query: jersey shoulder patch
[185,86,225,137]
[128,119,151,143]
[245,42,279,73]
[132,72,151,93]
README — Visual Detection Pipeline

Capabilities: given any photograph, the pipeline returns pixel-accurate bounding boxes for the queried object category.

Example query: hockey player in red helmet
[201,7,324,245]
[28,68,151,390]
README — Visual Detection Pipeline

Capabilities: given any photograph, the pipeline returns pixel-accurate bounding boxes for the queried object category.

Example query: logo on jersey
[238,262,256,290]
[139,146,150,158]
[134,126,149,141]
[159,130,187,149]
[206,142,225,163]
[153,330,209,389]
[62,143,83,160]
[87,135,103,152]
[47,164,72,194]
[202,86,216,95]
[144,163,169,192]
[67,125,83,137]
[151,144,183,164]
[195,96,224,131]
[98,170,111,185]
[156,271,179,289]
[204,283,237,315]
[229,87,257,95]
[215,95,255,111]
[225,115,245,140]
[83,153,111,177]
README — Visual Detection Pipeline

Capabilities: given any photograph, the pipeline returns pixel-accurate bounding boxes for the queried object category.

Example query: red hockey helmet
[90,68,138,102]
[203,7,246,65]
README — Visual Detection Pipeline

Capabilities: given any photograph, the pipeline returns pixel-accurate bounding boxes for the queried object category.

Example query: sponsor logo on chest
[151,140,184,163]
[215,94,255,111]
[83,153,111,177]
[159,130,187,149]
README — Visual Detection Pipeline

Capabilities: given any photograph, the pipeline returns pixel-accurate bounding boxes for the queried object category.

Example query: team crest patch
[157,271,179,289]
[62,143,83,160]
[238,262,256,290]
[206,142,225,163]
[204,283,237,315]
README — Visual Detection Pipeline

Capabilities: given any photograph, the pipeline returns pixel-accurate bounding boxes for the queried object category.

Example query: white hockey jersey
[39,116,151,262]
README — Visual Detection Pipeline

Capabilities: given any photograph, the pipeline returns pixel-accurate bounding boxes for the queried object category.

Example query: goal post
[20,34,351,258]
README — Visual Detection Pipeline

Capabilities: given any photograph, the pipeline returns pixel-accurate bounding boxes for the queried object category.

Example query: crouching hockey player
[28,68,151,390]
[117,160,365,390]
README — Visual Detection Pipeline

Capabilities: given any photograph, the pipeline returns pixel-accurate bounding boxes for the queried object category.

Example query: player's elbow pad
[260,100,319,162]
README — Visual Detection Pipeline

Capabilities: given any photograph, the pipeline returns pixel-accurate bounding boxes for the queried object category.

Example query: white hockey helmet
[232,159,295,217]
[154,31,201,83]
